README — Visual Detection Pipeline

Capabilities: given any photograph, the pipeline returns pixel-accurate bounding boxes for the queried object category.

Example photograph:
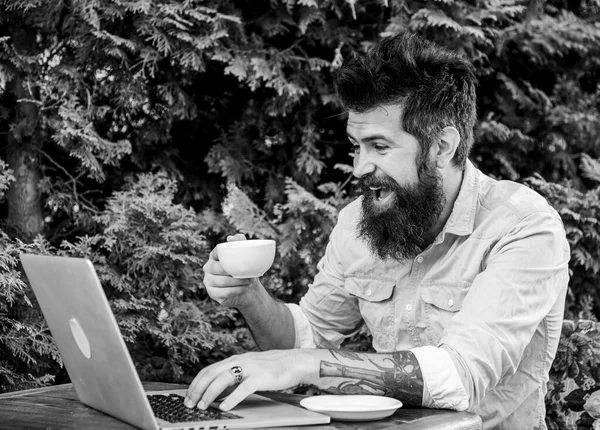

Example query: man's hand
[184,350,314,411]
[203,233,260,308]
[203,233,296,350]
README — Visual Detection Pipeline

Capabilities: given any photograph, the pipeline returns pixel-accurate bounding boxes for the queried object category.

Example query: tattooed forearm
[319,350,424,407]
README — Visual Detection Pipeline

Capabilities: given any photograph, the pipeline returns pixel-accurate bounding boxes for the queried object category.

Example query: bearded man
[189,31,570,430]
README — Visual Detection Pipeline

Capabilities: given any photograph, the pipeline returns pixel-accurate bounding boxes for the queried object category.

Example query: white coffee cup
[216,239,276,279]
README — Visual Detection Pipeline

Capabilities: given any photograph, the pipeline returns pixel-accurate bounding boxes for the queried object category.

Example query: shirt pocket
[344,277,396,339]
[419,281,471,344]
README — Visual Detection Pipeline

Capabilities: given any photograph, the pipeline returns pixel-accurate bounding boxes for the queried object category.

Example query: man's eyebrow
[346,132,393,144]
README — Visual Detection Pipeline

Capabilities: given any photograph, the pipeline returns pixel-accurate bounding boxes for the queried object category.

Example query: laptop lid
[21,254,160,430]
[20,254,330,430]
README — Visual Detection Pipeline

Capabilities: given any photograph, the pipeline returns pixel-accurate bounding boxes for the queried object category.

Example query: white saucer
[299,395,403,422]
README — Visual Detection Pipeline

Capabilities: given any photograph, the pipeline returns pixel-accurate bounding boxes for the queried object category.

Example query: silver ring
[230,366,243,384]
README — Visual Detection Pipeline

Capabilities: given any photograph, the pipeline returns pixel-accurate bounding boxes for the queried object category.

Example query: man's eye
[374,145,388,152]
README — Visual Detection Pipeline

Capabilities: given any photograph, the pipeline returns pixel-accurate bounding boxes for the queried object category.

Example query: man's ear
[436,126,460,169]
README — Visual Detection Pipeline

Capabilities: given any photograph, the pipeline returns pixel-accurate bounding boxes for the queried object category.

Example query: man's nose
[353,151,375,178]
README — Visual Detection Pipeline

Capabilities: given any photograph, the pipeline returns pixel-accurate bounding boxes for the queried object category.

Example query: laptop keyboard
[147,393,242,423]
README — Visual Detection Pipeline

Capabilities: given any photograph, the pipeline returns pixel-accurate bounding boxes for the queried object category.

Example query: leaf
[283,178,338,222]
[298,7,324,34]
[411,9,462,32]
[334,163,353,174]
[298,0,318,7]
[580,154,600,184]
[222,184,279,238]
[224,55,248,80]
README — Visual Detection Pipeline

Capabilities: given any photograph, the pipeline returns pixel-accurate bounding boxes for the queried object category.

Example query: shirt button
[406,304,412,312]
[416,256,424,263]
[448,299,454,308]
[366,289,372,296]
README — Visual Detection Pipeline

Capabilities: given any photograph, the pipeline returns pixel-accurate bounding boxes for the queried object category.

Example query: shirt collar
[441,159,479,237]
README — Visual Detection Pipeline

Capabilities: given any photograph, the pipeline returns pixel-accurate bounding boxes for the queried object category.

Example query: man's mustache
[357,175,397,193]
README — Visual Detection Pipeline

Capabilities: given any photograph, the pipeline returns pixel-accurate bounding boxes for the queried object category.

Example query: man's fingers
[208,247,220,262]
[219,382,255,411]
[199,373,239,410]
[204,257,252,285]
[226,233,246,242]
[186,361,249,410]
[209,234,244,263]
[204,273,252,289]
[202,251,254,305]
[203,254,253,288]
[203,257,231,277]
[208,232,246,264]
[185,367,216,408]
[215,384,237,402]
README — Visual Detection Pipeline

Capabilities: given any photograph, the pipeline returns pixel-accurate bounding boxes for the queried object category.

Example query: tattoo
[329,349,364,362]
[319,350,424,407]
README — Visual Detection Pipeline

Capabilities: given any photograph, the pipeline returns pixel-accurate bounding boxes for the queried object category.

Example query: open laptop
[20,254,330,430]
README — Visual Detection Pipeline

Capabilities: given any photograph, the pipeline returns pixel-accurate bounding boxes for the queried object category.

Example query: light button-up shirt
[287,160,570,430]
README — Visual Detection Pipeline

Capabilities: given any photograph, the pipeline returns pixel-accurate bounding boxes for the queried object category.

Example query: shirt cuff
[285,303,317,349]
[410,345,469,411]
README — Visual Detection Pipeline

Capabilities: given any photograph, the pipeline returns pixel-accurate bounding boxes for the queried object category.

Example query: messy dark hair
[334,31,477,170]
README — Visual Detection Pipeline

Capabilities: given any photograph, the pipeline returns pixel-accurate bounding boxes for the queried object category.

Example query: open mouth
[369,186,394,202]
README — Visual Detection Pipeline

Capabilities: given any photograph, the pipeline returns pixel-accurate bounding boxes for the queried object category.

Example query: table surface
[0,382,482,430]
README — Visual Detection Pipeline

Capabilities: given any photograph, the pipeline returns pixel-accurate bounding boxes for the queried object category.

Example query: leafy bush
[0,233,59,393]
[0,170,255,392]
[546,320,600,430]
[67,170,252,382]
[526,155,600,320]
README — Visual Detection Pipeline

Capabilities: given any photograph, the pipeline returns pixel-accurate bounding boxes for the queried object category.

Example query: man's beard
[357,157,446,262]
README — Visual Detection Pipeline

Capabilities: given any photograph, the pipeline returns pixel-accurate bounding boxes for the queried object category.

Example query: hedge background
[0,0,599,397]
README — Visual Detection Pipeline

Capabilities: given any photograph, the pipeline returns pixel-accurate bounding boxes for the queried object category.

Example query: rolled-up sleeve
[298,216,364,349]
[439,210,570,409]
[285,303,316,348]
